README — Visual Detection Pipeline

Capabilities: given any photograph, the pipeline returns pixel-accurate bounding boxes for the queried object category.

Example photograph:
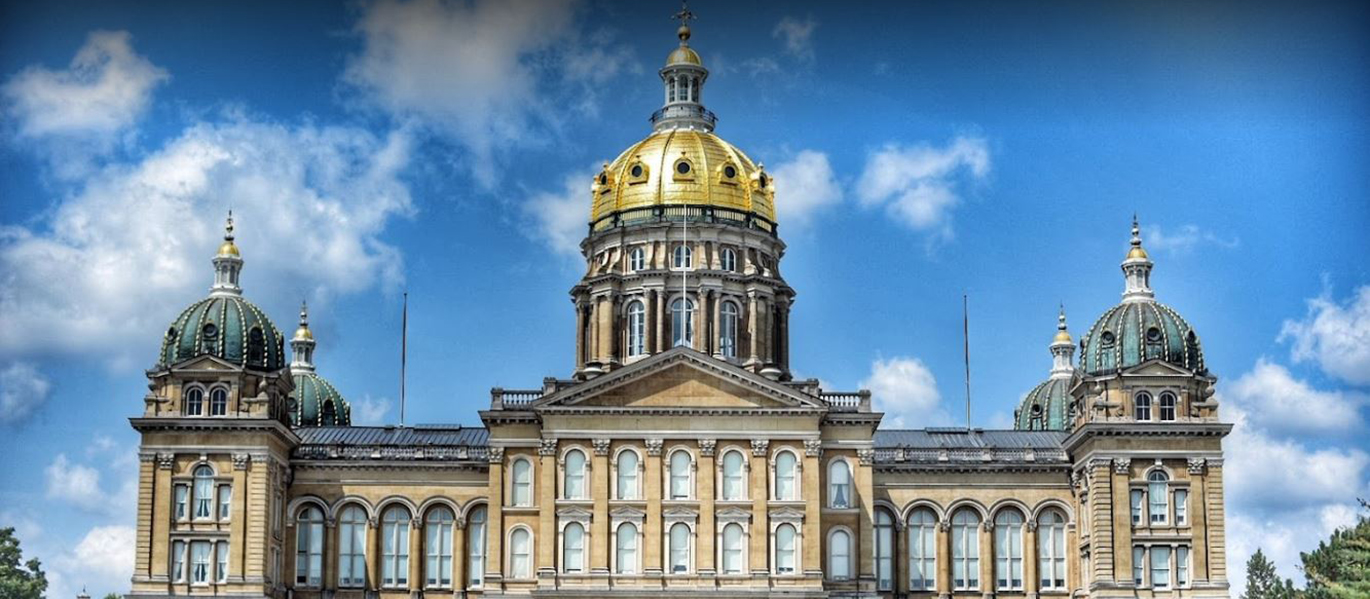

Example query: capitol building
[125,12,1232,599]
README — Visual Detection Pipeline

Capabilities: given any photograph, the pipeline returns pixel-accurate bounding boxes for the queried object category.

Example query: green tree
[1300,499,1370,599]
[0,527,47,599]
[1243,548,1299,599]
[103,593,122,599]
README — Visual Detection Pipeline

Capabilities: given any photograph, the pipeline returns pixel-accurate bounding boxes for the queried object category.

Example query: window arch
[626,301,646,357]
[994,509,1025,590]
[775,523,797,575]
[295,506,324,587]
[668,450,693,500]
[510,457,533,506]
[773,450,798,501]
[563,449,587,499]
[629,247,646,272]
[828,459,852,508]
[1038,509,1067,590]
[668,522,691,574]
[719,301,739,358]
[673,244,692,269]
[562,522,585,573]
[875,509,895,590]
[467,506,487,588]
[908,508,937,590]
[951,509,982,590]
[828,528,853,581]
[425,507,455,588]
[671,298,694,347]
[1159,392,1177,421]
[1148,470,1170,524]
[615,522,638,574]
[1135,391,1153,421]
[720,247,737,272]
[193,465,214,520]
[508,527,532,579]
[721,523,745,574]
[185,386,204,416]
[615,449,640,499]
[247,327,265,365]
[209,386,228,416]
[338,505,367,588]
[720,450,746,500]
[381,506,411,588]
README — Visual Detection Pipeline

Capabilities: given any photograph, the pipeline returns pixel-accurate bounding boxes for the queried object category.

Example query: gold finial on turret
[1054,304,1072,344]
[673,0,696,44]
[217,210,240,257]
[294,300,313,341]
[1126,213,1149,260]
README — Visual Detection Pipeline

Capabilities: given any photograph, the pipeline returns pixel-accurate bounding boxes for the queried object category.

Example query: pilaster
[858,448,876,579]
[538,439,558,580]
[246,455,268,580]
[591,439,611,575]
[486,448,505,584]
[1206,460,1228,583]
[936,521,951,599]
[134,453,155,580]
[1190,458,1210,582]
[1111,458,1132,584]
[1086,458,1114,585]
[698,439,717,576]
[749,438,769,575]
[1025,521,1039,599]
[802,442,822,576]
[645,438,664,576]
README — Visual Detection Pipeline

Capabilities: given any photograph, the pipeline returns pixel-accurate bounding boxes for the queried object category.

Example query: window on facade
[426,507,455,588]
[564,449,587,499]
[1148,471,1169,525]
[1151,545,1171,588]
[210,387,227,416]
[382,506,411,588]
[617,451,639,499]
[172,540,186,582]
[1177,546,1190,586]
[563,522,585,573]
[876,510,894,590]
[193,466,214,520]
[1160,392,1177,421]
[774,451,797,500]
[721,248,736,272]
[1175,489,1188,525]
[720,301,739,358]
[616,523,638,574]
[775,523,796,574]
[296,506,323,587]
[468,507,487,588]
[630,247,645,272]
[721,451,745,500]
[669,451,691,499]
[216,541,228,583]
[185,387,204,416]
[339,506,367,588]
[217,484,231,520]
[191,541,210,584]
[1133,546,1145,585]
[1039,510,1067,590]
[909,508,937,590]
[669,523,690,573]
[1130,489,1144,525]
[671,298,694,347]
[174,484,189,520]
[626,301,646,357]
[952,509,981,590]
[722,523,744,574]
[509,528,532,579]
[511,458,532,506]
[1135,392,1153,421]
[829,529,852,580]
[828,460,851,508]
[995,510,1025,590]
[673,245,692,269]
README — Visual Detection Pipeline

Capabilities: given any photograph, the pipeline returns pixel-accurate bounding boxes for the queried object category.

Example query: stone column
[230,455,249,583]
[575,303,587,370]
[656,292,668,353]
[368,516,382,591]
[408,516,422,590]
[936,521,952,599]
[645,439,664,576]
[597,296,613,364]
[979,521,993,599]
[711,291,723,358]
[1111,458,1133,584]
[591,439,611,575]
[1205,460,1228,583]
[151,453,174,581]
[746,292,760,367]
[134,454,155,580]
[749,439,769,576]
[802,441,822,577]
[587,299,600,366]
[452,517,467,593]
[538,440,558,582]
[1085,459,1114,586]
[645,291,658,356]
[857,450,876,581]
[486,448,506,584]
[1189,458,1210,583]
[698,439,717,576]
[246,456,269,581]
[779,300,791,373]
[896,518,909,595]
[1025,521,1039,599]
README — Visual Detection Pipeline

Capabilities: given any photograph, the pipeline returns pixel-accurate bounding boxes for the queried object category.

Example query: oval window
[203,323,218,338]
[599,173,608,185]
[758,174,768,188]
[724,165,737,179]
[631,164,644,178]
[1100,331,1116,346]
[676,161,691,175]
[166,327,177,338]
[1146,327,1162,342]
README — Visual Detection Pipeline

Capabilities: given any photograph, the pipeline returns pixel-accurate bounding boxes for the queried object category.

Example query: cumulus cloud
[0,361,51,424]
[524,168,593,257]
[771,150,841,231]
[45,454,107,512]
[1225,359,1366,436]
[46,525,136,599]
[1228,504,1361,586]
[773,17,818,62]
[1280,285,1370,386]
[344,0,634,188]
[1143,224,1239,254]
[856,137,990,244]
[0,118,414,368]
[353,394,393,426]
[861,356,952,427]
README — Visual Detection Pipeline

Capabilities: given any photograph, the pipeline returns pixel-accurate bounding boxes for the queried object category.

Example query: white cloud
[1228,503,1360,588]
[47,525,136,599]
[1280,285,1370,386]
[1143,224,1239,254]
[0,361,51,424]
[2,30,167,140]
[524,169,593,257]
[1225,359,1365,436]
[856,137,990,244]
[861,356,952,427]
[0,118,414,369]
[45,454,106,512]
[353,394,393,426]
[772,17,817,62]
[771,150,841,231]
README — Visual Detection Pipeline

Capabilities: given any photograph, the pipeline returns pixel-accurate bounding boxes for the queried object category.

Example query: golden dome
[294,325,313,341]
[590,129,776,225]
[1053,329,1073,344]
[1126,246,1149,260]
[217,240,240,257]
[667,45,702,67]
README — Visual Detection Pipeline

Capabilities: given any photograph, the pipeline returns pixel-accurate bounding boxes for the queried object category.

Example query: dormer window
[628,162,649,184]
[1146,327,1162,343]
[202,323,217,341]
[673,158,694,180]
[1100,331,1116,347]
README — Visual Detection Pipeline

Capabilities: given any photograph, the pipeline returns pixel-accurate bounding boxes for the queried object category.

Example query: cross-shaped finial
[673,0,696,25]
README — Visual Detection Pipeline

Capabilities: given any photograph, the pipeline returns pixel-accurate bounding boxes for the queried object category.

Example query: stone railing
[295,444,489,462]
[490,388,542,409]
[819,390,871,412]
[873,446,1068,465]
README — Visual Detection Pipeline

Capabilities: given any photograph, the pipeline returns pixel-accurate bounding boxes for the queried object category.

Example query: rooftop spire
[654,1,714,132]
[1121,215,1155,302]
[291,299,316,371]
[210,211,243,296]
[1049,304,1075,379]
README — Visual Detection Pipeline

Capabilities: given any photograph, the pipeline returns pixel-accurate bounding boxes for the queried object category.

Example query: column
[1190,458,1210,582]
[246,456,269,580]
[748,440,769,576]
[896,518,909,595]
[746,292,760,367]
[857,450,876,580]
[979,522,993,599]
[230,455,249,583]
[710,291,723,358]
[597,296,613,364]
[779,300,791,373]
[408,517,422,591]
[645,291,658,356]
[591,439,611,575]
[1110,458,1133,584]
[368,517,382,591]
[802,441,821,576]
[452,518,467,594]
[587,300,600,365]
[656,292,668,353]
[1085,459,1114,585]
[1205,460,1228,583]
[698,440,717,576]
[486,449,505,584]
[936,521,951,599]
[1025,522,1039,599]
[151,453,173,581]
[645,439,664,576]
[575,303,587,370]
[134,454,155,580]
[538,441,558,582]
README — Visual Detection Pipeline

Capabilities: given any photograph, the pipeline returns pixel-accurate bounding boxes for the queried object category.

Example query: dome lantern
[1049,305,1076,379]
[1121,215,1154,303]
[652,2,714,132]
[291,301,316,372]
[211,211,243,297]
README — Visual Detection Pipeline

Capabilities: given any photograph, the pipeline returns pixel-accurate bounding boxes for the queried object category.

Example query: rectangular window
[1149,483,1168,525]
[1151,545,1171,589]
[215,541,228,583]
[1130,489,1144,525]
[1133,546,1145,586]
[172,540,186,582]
[191,541,211,584]
[1177,546,1190,586]
[1175,489,1188,525]
[217,485,231,520]
[174,484,188,521]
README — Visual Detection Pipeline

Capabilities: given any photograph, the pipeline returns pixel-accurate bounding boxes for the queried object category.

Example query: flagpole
[963,293,972,429]
[400,291,407,427]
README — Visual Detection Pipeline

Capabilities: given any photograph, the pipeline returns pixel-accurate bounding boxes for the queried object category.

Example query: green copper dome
[159,295,287,371]
[290,371,351,426]
[1015,376,1074,431]
[1080,301,1204,376]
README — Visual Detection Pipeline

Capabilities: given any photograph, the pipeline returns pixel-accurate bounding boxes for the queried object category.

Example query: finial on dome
[673,0,696,44]
[1053,304,1072,345]
[216,211,241,258]
[225,210,235,240]
[292,299,316,368]
[211,210,243,295]
[1121,214,1155,302]
[1126,214,1149,260]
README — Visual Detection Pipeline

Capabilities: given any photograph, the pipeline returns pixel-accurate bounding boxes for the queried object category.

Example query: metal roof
[874,429,1067,449]
[296,425,489,447]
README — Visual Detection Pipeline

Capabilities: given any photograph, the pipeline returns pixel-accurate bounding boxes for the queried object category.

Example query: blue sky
[1,0,1367,596]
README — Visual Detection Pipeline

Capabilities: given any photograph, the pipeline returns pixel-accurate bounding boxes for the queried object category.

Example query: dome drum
[590,203,777,238]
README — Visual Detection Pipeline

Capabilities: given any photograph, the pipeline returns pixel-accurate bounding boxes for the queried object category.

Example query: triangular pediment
[1121,359,1193,377]
[535,348,823,411]
[171,355,241,372]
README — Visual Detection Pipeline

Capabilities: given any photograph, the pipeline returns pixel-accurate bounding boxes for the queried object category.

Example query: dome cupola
[288,301,351,427]
[1016,307,1078,431]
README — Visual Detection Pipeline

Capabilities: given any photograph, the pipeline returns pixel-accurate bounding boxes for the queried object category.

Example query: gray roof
[874,428,1067,449]
[296,425,489,447]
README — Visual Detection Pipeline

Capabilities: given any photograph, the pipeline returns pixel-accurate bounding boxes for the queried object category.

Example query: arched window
[185,387,204,416]
[338,505,367,588]
[720,248,736,272]
[193,466,214,519]
[995,510,1025,590]
[425,507,454,588]
[509,528,532,579]
[209,387,227,416]
[322,401,336,424]
[626,301,646,357]
[669,450,692,500]
[908,508,937,590]
[774,451,797,500]
[295,506,323,586]
[775,523,797,574]
[511,458,532,506]
[673,244,692,269]
[467,506,487,588]
[629,247,645,272]
[247,327,265,365]
[721,523,744,574]
[615,523,638,574]
[952,509,981,590]
[1135,392,1153,421]
[1159,392,1177,421]
[876,509,895,590]
[563,522,585,573]
[691,77,700,102]
[382,507,411,588]
[720,301,739,358]
[671,298,694,347]
[1148,471,1169,524]
[828,460,851,508]
[1038,510,1067,590]
[829,529,852,580]
[669,523,690,573]
[616,450,639,499]
[721,451,745,500]
[563,449,587,499]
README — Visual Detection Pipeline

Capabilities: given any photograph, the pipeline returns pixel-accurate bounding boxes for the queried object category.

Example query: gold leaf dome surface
[217,240,240,257]
[666,45,702,66]
[1126,246,1149,260]
[590,129,775,224]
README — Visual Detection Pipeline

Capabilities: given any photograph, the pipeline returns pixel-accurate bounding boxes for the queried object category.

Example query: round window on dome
[599,173,608,185]
[631,165,644,177]
[166,327,176,338]
[724,165,737,179]
[1100,331,1116,346]
[676,160,692,175]
[1146,327,1162,343]
[202,323,218,339]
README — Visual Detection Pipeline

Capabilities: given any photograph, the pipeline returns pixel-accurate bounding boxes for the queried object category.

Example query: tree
[1300,499,1370,599]
[0,527,47,599]
[103,593,122,599]
[1243,548,1299,599]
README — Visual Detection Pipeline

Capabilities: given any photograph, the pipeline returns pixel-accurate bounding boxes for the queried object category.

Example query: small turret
[1121,215,1154,303]
[210,211,243,297]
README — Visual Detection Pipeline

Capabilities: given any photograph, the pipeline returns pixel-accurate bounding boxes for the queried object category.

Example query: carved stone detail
[857,449,876,466]
[539,439,558,456]
[232,454,250,470]
[698,438,717,457]
[750,439,769,457]
[1112,458,1131,475]
[803,439,822,457]
[1187,458,1207,474]
[592,439,612,456]
[156,453,174,470]
[645,438,664,457]
[486,447,506,463]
